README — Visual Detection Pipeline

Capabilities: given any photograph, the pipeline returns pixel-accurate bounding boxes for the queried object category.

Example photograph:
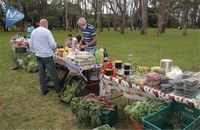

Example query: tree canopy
[0,0,200,35]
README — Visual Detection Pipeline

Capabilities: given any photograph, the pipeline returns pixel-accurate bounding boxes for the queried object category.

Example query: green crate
[101,102,118,127]
[142,102,200,130]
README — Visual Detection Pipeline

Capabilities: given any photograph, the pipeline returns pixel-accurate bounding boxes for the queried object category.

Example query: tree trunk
[65,0,69,32]
[157,0,167,36]
[93,0,98,29]
[106,6,110,31]
[129,1,135,31]
[107,0,127,34]
[41,0,47,18]
[191,0,199,29]
[140,0,148,34]
[138,0,142,30]
[0,7,7,31]
[120,0,126,34]
[84,0,88,20]
[100,1,104,32]
[182,0,190,35]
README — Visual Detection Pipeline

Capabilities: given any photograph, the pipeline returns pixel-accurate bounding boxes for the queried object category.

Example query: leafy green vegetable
[70,96,105,127]
[60,81,79,102]
[124,99,168,123]
[168,112,185,129]
[26,57,38,72]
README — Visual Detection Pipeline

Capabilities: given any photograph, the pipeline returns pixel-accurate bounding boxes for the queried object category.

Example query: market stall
[99,60,200,129]
[9,35,200,129]
[100,74,200,110]
[53,54,102,81]
[10,35,38,72]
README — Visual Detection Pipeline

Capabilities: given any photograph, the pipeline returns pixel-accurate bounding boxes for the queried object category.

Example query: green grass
[0,29,199,129]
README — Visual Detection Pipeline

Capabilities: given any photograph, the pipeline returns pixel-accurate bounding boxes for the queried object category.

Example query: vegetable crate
[58,76,86,104]
[142,102,200,130]
[101,102,118,127]
[92,124,114,130]
[15,47,27,53]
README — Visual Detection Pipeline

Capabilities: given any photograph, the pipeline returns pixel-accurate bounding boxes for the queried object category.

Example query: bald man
[30,19,61,95]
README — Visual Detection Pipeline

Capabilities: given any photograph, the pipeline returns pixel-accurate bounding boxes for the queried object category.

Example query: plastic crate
[142,102,200,130]
[58,76,85,104]
[15,47,27,53]
[101,102,118,127]
[92,124,111,130]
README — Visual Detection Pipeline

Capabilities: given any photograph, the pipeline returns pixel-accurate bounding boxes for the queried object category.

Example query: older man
[30,19,61,95]
[77,17,97,54]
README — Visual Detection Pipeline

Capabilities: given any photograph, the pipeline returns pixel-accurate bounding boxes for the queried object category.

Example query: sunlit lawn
[0,28,199,129]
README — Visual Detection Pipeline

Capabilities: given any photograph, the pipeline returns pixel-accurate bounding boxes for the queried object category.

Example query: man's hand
[81,44,88,49]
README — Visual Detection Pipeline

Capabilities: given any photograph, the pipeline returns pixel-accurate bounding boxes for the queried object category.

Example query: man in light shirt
[30,19,61,95]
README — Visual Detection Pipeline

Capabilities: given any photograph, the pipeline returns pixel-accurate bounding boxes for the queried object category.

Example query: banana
[137,66,150,72]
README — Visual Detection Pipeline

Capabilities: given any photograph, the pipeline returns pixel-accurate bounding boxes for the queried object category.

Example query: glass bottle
[103,48,108,62]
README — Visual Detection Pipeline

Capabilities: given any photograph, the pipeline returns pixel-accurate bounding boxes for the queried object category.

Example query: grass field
[0,29,199,129]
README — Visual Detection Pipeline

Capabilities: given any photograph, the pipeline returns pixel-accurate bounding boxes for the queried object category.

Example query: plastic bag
[166,66,183,79]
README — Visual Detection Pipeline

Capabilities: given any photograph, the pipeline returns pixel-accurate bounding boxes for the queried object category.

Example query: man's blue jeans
[36,56,61,94]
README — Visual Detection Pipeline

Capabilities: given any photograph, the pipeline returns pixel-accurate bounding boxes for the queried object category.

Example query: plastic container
[115,60,122,69]
[95,50,101,64]
[105,69,112,76]
[142,102,200,130]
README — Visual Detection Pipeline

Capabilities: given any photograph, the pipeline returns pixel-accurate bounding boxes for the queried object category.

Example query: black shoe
[42,90,49,95]
[11,66,18,70]
[56,89,62,94]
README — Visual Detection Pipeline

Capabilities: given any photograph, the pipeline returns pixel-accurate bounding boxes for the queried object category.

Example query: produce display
[26,56,38,72]
[124,99,168,123]
[16,52,38,72]
[10,35,200,129]
[70,94,117,127]
[70,96,103,127]
[59,79,79,103]
[168,112,184,129]
[174,71,200,98]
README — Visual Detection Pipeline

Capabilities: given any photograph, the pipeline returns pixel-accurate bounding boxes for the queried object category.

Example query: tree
[107,0,127,34]
[0,2,6,31]
[140,0,148,34]
[65,0,68,32]
[182,0,190,35]
[157,0,168,36]
[37,0,47,19]
[190,0,200,29]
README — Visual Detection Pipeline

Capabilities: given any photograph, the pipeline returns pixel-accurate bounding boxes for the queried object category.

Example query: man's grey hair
[77,17,87,25]
[39,19,48,24]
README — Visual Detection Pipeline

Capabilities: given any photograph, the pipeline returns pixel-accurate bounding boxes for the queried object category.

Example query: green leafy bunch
[70,97,103,127]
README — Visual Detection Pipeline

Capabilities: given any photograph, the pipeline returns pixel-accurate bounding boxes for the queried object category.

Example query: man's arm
[79,37,84,45]
[47,30,57,49]
[29,35,35,53]
[87,36,97,46]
